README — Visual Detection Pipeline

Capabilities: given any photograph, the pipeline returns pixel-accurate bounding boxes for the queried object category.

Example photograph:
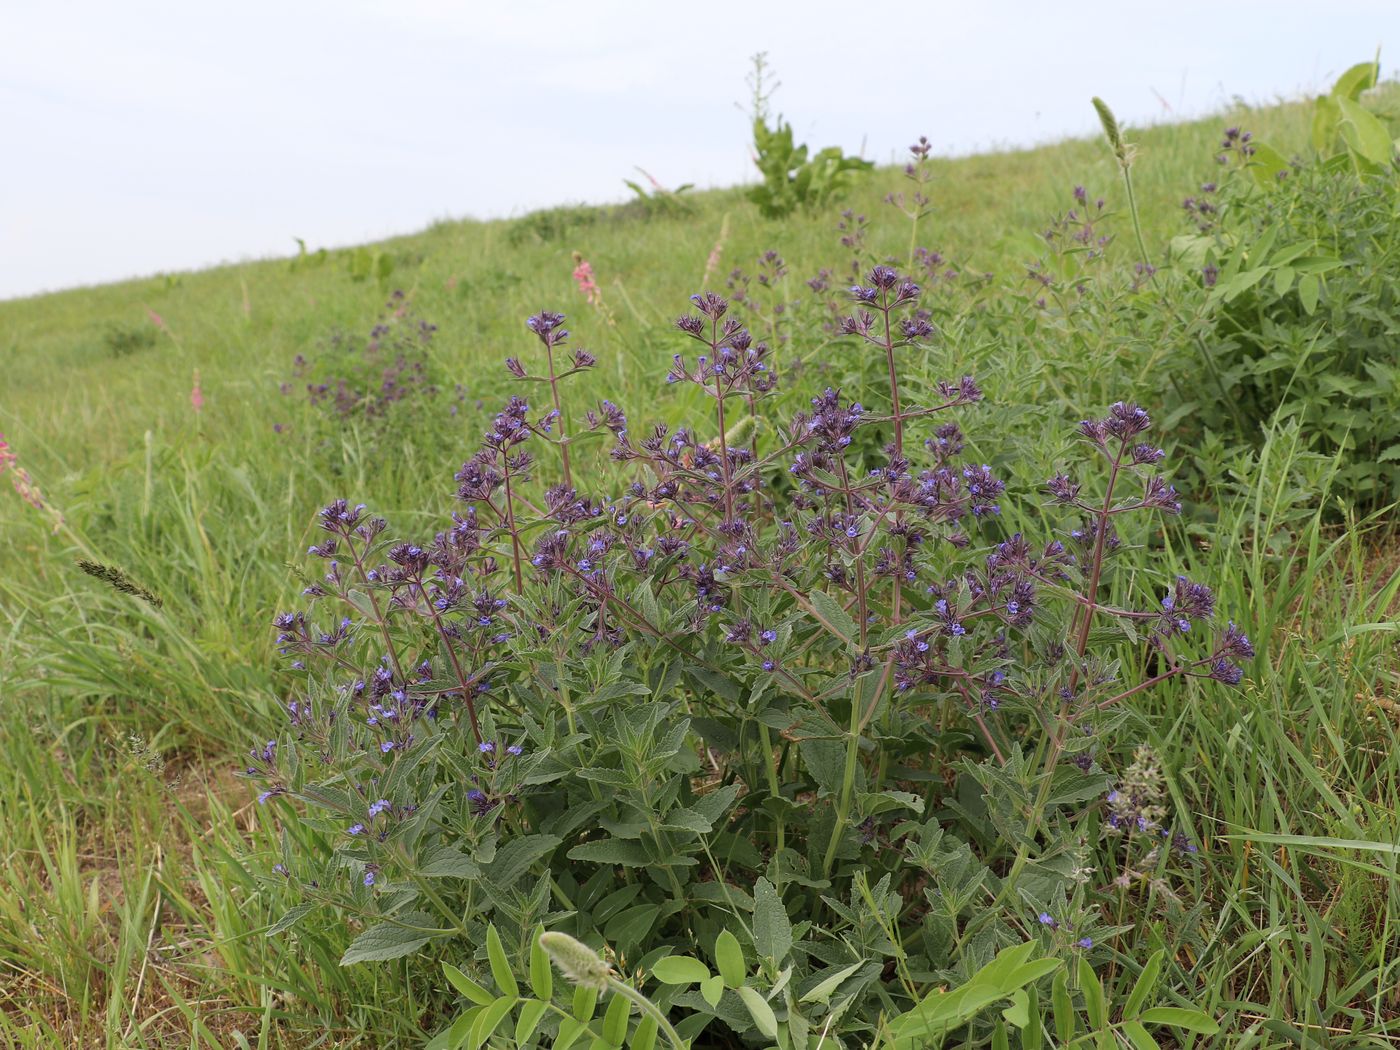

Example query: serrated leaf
[444,963,496,1006]
[715,929,746,988]
[487,925,518,998]
[604,904,660,954]
[737,986,778,1038]
[339,912,437,965]
[421,845,481,880]
[809,589,858,648]
[265,903,315,936]
[690,784,740,826]
[568,838,653,866]
[652,956,711,985]
[752,878,792,963]
[1138,1007,1221,1034]
[659,807,713,834]
[485,834,561,886]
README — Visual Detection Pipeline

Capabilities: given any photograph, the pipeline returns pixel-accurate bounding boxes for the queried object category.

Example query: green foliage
[747,115,874,219]
[1166,94,1400,509]
[101,320,158,358]
[622,169,695,219]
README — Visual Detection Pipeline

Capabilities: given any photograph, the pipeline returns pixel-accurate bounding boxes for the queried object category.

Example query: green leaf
[1332,60,1379,101]
[485,834,561,886]
[1123,949,1163,1019]
[659,807,714,834]
[444,963,496,1006]
[1138,1007,1221,1034]
[715,929,746,988]
[701,974,725,1007]
[567,839,654,866]
[514,998,548,1045]
[1249,142,1291,188]
[1337,96,1395,167]
[800,961,863,1004]
[573,984,598,1021]
[486,925,518,998]
[1271,265,1295,297]
[752,878,792,963]
[420,845,482,880]
[602,991,630,1046]
[530,928,553,1000]
[468,996,515,1050]
[604,904,661,954]
[631,1014,659,1050]
[1079,957,1106,1029]
[1052,969,1074,1044]
[265,903,316,936]
[1123,1020,1162,1050]
[652,956,711,985]
[554,1016,587,1050]
[339,913,437,965]
[737,986,778,1039]
[809,589,858,648]
[1020,985,1043,1050]
[1298,273,1320,315]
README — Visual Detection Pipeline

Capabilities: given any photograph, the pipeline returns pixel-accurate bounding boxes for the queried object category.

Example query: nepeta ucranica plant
[250,275,1247,1045]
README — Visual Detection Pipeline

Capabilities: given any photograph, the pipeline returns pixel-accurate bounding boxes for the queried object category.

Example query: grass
[4,94,1400,1046]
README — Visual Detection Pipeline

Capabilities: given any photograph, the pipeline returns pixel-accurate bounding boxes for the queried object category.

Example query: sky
[2,1,1394,301]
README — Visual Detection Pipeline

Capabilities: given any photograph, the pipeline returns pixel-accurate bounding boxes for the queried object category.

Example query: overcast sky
[2,1,1393,301]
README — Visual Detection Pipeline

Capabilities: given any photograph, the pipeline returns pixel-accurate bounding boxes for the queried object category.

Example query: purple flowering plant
[250,234,1248,1039]
[280,290,468,434]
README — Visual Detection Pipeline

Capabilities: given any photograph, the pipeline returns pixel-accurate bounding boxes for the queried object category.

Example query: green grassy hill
[7,96,1400,1046]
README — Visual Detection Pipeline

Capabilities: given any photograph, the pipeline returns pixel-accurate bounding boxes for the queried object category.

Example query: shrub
[1169,116,1400,510]
[282,290,466,429]
[252,269,1245,1043]
[102,321,158,358]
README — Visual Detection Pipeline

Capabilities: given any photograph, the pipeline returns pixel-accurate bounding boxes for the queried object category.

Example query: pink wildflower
[191,369,204,414]
[146,307,166,331]
[572,255,601,307]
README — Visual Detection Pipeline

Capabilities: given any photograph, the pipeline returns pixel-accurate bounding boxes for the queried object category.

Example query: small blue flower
[363,871,376,887]
[347,823,365,836]
[380,741,395,753]
[1076,937,1093,949]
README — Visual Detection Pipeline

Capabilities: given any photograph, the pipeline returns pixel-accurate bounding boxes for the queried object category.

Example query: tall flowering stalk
[0,431,63,532]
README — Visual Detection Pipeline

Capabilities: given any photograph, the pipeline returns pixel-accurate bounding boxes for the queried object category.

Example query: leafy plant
[622,169,695,219]
[743,55,872,219]
[253,260,1244,1044]
[1165,81,1400,509]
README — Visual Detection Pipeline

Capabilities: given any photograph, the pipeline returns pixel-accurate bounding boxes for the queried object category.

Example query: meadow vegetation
[2,64,1400,1048]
